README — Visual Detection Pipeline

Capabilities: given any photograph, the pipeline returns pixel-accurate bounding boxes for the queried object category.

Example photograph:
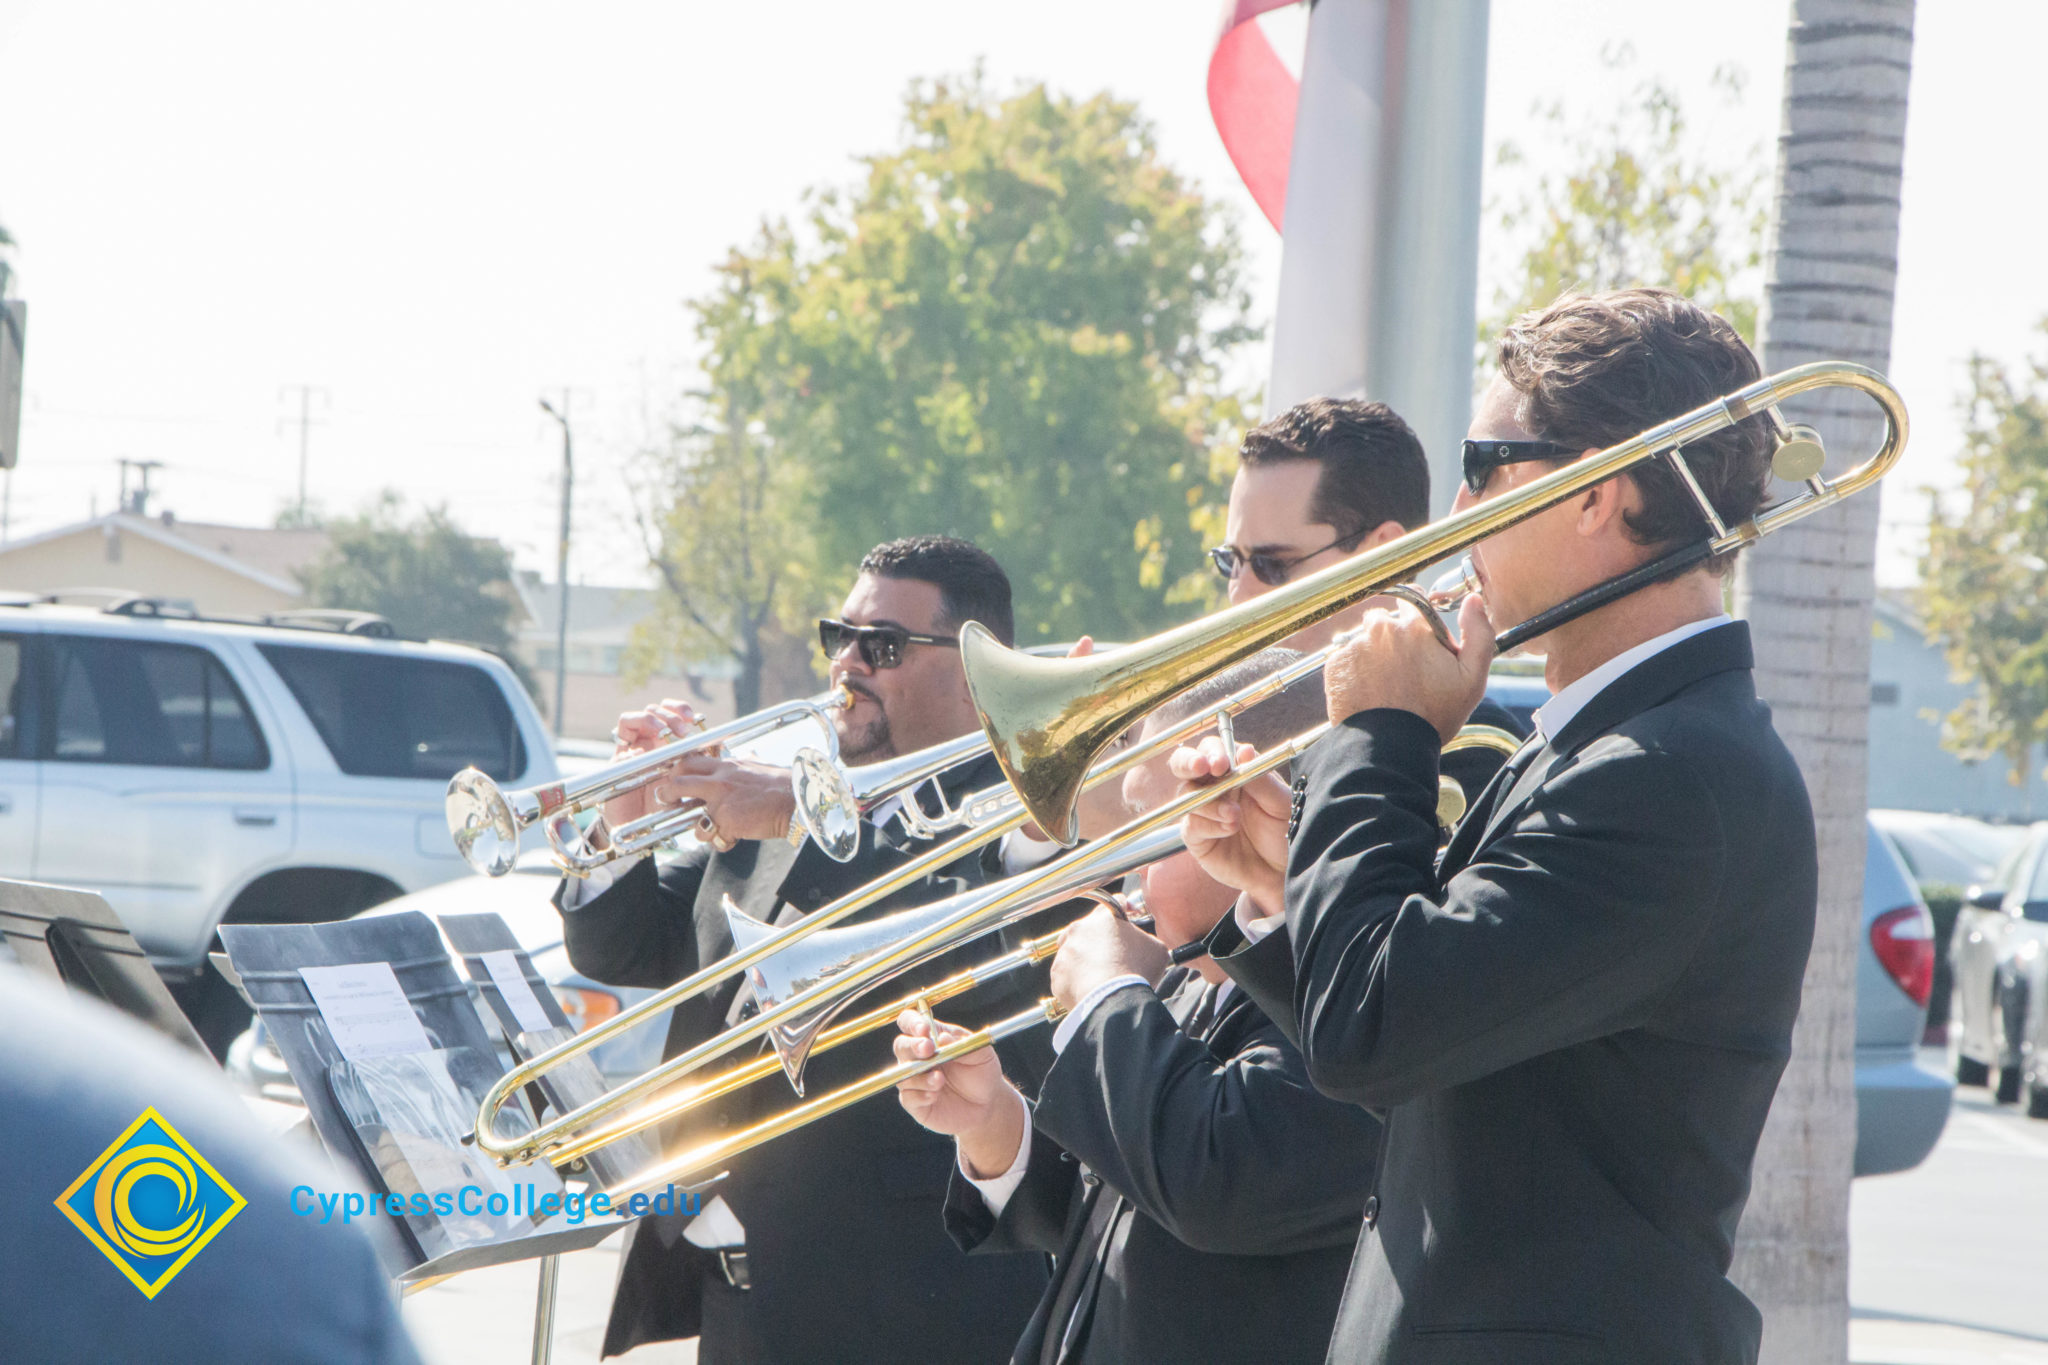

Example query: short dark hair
[1239,399,1431,539]
[859,535,1015,646]
[1496,289,1769,571]
[1149,648,1323,755]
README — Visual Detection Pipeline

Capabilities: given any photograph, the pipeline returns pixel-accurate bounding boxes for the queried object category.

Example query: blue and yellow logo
[55,1107,245,1298]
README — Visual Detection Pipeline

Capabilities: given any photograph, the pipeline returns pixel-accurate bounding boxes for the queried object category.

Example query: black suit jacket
[558,753,1052,1364]
[945,970,1380,1365]
[1210,622,1817,1365]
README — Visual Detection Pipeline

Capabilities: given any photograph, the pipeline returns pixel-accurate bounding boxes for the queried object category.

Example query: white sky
[1,0,2042,591]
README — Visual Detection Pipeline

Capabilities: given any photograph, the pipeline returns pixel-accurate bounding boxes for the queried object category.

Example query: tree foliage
[1918,324,2048,783]
[635,71,1259,698]
[1481,59,1766,358]
[297,493,537,695]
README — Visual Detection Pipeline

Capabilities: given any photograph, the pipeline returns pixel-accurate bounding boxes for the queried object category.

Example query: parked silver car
[1948,822,2048,1115]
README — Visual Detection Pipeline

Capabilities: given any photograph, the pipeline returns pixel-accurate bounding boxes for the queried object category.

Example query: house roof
[514,571,660,642]
[0,513,311,598]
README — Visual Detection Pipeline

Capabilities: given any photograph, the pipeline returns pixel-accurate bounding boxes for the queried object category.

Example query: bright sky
[1,0,2042,591]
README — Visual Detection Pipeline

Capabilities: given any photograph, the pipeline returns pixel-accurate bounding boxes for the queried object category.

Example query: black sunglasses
[1209,532,1359,588]
[1461,438,1572,495]
[817,618,959,670]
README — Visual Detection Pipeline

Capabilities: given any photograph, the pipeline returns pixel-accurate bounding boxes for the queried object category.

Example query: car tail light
[1870,905,1934,1007]
[555,986,622,1033]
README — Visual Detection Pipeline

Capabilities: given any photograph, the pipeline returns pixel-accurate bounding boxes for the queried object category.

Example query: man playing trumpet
[555,535,1050,1364]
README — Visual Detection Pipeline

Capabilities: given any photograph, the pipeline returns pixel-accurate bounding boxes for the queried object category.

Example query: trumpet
[789,641,1103,862]
[959,362,1908,844]
[446,686,851,877]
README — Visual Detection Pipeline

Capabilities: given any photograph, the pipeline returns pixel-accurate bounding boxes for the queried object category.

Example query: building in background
[510,572,737,742]
[1869,591,2047,822]
[0,512,327,616]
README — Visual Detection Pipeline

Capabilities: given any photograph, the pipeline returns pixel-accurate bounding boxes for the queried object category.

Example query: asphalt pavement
[397,1053,2048,1364]
[1850,1057,2048,1365]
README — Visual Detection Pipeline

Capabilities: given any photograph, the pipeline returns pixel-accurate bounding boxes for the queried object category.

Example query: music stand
[217,911,622,1296]
[0,877,209,1056]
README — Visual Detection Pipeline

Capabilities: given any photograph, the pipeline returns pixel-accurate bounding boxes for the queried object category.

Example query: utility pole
[116,457,164,516]
[277,384,329,522]
[538,394,574,738]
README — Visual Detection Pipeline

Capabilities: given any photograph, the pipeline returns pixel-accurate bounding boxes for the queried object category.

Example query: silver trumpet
[446,686,852,877]
[788,642,1106,862]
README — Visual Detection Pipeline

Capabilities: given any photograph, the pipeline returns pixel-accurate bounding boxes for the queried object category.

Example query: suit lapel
[1455,622,1755,865]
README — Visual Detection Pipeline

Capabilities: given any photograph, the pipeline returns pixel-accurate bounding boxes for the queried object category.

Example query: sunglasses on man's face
[1461,438,1572,496]
[817,618,959,670]
[1208,532,1358,588]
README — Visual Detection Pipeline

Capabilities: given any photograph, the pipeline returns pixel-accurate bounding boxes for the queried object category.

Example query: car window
[0,636,24,758]
[2023,840,2048,922]
[258,644,526,780]
[46,636,270,769]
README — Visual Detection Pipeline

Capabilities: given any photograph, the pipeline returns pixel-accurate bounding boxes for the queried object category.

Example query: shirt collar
[1532,614,1733,741]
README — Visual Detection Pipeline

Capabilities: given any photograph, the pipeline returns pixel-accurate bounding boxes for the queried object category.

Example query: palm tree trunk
[1730,4,1916,1360]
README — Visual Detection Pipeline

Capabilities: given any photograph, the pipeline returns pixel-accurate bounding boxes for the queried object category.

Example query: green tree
[1481,59,1766,357]
[641,70,1258,684]
[1917,324,2048,783]
[297,493,540,697]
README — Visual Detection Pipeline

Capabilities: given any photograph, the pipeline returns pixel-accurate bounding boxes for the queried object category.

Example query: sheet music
[299,962,433,1062]
[478,950,554,1035]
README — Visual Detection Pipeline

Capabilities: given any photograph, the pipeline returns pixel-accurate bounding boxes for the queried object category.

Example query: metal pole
[529,1253,560,1365]
[539,397,573,738]
[1267,0,1490,517]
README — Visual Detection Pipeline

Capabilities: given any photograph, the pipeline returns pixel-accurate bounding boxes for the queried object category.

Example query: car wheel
[1951,989,1990,1086]
[1991,985,2025,1106]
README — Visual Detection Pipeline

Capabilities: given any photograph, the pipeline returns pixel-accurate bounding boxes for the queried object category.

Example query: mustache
[840,679,883,706]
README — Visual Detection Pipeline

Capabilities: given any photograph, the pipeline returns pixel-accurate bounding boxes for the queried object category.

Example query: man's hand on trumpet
[894,1011,1029,1179]
[604,701,799,852]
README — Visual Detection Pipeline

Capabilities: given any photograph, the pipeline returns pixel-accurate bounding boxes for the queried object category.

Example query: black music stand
[0,877,209,1055]
[217,912,621,1306]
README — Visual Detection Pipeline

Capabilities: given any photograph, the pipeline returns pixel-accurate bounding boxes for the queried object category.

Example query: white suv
[0,597,556,1051]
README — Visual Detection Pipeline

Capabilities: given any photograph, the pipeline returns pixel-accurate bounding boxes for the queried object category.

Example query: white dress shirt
[1531,615,1732,741]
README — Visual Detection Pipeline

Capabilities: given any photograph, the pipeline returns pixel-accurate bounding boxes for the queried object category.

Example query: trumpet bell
[447,769,526,877]
[790,747,862,864]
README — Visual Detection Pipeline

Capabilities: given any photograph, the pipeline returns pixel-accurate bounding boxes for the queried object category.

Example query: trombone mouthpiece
[1425,556,1481,610]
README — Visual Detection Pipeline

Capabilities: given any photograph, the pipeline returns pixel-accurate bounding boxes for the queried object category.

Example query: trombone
[470,645,1334,1169]
[959,361,1908,844]
[468,361,1906,1181]
[446,686,852,877]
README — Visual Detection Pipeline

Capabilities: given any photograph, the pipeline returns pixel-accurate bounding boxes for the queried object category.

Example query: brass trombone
[467,362,1906,1185]
[446,686,851,877]
[469,647,1331,1170]
[959,362,1908,844]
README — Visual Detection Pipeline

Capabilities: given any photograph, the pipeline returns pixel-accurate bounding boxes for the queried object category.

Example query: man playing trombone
[894,651,1381,1365]
[554,535,1050,1364]
[1179,289,1820,1363]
